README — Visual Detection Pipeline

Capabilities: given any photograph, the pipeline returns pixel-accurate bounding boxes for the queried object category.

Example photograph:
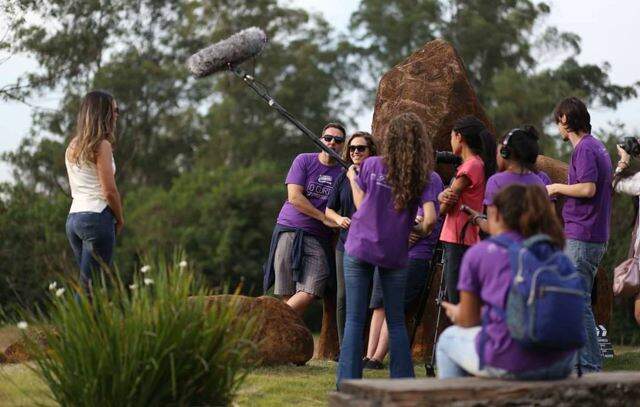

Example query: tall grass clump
[22,254,256,406]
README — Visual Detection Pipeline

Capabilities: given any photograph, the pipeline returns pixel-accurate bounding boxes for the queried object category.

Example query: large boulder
[204,295,314,366]
[372,39,494,181]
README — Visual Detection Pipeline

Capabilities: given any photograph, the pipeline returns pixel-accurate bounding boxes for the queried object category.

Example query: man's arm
[547,182,596,198]
[287,184,334,226]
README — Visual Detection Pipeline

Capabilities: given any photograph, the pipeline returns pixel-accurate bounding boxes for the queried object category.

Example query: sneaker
[364,358,384,370]
[362,357,370,365]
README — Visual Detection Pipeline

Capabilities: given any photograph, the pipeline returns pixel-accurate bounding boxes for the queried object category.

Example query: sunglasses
[322,135,345,144]
[349,145,369,153]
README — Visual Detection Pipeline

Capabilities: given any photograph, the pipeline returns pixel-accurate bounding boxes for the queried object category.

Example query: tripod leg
[409,251,440,348]
[425,263,447,378]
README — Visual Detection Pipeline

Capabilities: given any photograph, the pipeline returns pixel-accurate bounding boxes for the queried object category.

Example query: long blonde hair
[68,90,117,165]
[383,112,433,211]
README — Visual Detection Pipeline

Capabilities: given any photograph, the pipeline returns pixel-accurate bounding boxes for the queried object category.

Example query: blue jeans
[337,254,415,387]
[436,326,574,380]
[565,239,606,373]
[369,258,428,310]
[65,207,116,291]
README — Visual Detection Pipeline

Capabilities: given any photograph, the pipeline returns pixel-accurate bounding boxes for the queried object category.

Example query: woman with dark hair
[438,116,496,304]
[436,184,575,379]
[325,131,377,346]
[472,126,548,233]
[337,112,439,385]
[65,90,123,291]
[613,145,640,326]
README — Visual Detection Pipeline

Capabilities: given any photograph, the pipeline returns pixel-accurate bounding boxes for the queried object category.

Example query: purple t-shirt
[536,171,557,202]
[563,135,612,243]
[483,171,547,206]
[409,172,444,260]
[458,231,573,372]
[276,153,342,239]
[345,157,439,269]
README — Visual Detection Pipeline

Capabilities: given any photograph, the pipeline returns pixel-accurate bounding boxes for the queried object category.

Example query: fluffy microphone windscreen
[187,27,267,78]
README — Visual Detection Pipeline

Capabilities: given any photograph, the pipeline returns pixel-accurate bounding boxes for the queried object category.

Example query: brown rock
[371,39,494,181]
[535,155,568,184]
[1,329,48,364]
[204,295,314,366]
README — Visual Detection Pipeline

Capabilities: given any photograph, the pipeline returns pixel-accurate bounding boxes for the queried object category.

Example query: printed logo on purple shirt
[306,174,335,199]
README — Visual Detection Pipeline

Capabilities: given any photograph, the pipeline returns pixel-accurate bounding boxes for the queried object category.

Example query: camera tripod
[409,242,448,377]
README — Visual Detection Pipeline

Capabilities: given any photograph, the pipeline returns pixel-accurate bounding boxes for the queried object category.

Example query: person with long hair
[363,172,444,370]
[263,122,345,316]
[337,112,438,385]
[65,90,123,291]
[325,131,377,347]
[613,144,640,326]
[436,184,575,379]
[546,97,612,373]
[438,116,496,304]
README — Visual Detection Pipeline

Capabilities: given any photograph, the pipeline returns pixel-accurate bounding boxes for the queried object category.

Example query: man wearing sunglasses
[264,122,346,317]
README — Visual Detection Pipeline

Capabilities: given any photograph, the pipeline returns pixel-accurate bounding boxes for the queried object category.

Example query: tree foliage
[1,0,639,342]
[350,0,639,140]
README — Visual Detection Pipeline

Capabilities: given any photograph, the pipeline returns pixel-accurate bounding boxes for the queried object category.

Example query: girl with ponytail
[337,112,442,385]
[439,116,496,304]
[436,184,574,379]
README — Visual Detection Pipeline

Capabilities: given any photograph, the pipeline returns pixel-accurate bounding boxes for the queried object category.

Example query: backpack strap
[521,234,553,249]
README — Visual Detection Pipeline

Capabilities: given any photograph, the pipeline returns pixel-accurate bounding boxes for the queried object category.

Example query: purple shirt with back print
[345,157,440,269]
[276,153,342,239]
[483,171,547,206]
[409,172,444,260]
[458,231,573,372]
[562,135,612,243]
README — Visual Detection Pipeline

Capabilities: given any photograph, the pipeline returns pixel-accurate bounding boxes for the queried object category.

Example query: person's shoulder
[430,170,444,185]
[536,170,551,185]
[460,155,484,172]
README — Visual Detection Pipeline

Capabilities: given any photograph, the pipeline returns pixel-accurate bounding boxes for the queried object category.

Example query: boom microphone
[187,27,267,78]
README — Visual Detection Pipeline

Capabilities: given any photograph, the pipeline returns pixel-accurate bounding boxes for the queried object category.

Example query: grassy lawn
[1,323,639,406]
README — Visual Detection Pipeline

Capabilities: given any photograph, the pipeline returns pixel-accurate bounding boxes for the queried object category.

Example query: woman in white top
[65,90,124,291]
[613,144,640,326]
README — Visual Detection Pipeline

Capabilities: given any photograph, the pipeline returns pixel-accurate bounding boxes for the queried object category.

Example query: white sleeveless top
[65,148,116,213]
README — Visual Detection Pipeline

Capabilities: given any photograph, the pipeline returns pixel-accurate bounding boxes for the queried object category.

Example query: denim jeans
[442,243,469,304]
[369,258,428,310]
[336,249,346,346]
[65,207,116,291]
[337,254,415,387]
[565,238,607,373]
[436,325,574,380]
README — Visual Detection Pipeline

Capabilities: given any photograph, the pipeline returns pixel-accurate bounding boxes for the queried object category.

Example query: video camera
[435,151,462,166]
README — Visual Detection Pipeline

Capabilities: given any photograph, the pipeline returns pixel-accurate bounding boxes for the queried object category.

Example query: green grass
[1,332,639,407]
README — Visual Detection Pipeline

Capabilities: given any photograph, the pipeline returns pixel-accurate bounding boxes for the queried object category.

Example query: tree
[350,0,639,142]
[1,0,358,194]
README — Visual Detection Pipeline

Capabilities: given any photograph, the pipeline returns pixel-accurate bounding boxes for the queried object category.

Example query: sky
[1,0,639,182]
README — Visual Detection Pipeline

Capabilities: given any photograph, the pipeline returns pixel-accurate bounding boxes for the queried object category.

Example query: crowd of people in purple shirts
[63,90,636,388]
[262,96,625,387]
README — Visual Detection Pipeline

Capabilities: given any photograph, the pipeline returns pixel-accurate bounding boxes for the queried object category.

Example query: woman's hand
[438,188,459,206]
[336,216,351,229]
[617,145,632,163]
[346,165,358,182]
[116,218,125,235]
[441,301,460,324]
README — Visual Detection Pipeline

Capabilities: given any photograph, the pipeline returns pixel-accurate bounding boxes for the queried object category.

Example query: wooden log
[330,372,640,406]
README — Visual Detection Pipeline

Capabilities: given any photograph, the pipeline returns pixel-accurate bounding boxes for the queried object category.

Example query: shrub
[22,254,256,406]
